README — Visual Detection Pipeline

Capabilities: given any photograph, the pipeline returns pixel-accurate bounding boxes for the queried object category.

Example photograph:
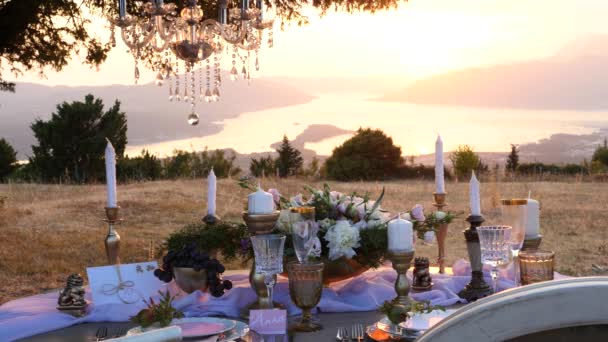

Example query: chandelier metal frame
[110,0,274,125]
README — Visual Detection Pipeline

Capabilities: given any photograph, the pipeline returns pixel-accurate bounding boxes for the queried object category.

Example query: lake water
[127,92,608,157]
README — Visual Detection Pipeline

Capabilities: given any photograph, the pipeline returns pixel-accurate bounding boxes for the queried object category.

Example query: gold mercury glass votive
[287,261,324,332]
[519,250,555,285]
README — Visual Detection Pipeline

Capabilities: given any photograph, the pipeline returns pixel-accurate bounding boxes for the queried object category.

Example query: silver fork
[351,324,364,341]
[336,327,349,341]
[95,327,108,341]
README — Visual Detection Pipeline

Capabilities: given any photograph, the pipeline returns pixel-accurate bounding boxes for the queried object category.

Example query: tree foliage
[449,145,481,180]
[164,148,240,179]
[506,144,519,174]
[324,128,403,181]
[592,138,608,167]
[0,0,407,92]
[0,138,18,181]
[276,135,303,178]
[29,94,127,183]
[249,155,275,177]
[117,149,162,182]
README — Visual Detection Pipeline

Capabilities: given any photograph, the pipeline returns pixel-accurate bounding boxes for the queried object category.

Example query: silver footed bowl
[173,267,208,294]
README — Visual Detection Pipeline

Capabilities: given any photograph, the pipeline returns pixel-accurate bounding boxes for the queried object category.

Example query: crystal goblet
[250,234,286,309]
[501,199,527,285]
[478,226,513,294]
[287,261,324,332]
[289,207,318,263]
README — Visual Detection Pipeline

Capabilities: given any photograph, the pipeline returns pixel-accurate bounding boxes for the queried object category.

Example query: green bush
[0,138,18,182]
[449,145,481,180]
[324,128,403,181]
[118,149,162,182]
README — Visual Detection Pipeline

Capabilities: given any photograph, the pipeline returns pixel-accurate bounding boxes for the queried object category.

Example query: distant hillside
[0,75,314,159]
[380,36,608,110]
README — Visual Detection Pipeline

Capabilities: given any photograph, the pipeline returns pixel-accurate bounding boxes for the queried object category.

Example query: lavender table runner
[0,259,567,341]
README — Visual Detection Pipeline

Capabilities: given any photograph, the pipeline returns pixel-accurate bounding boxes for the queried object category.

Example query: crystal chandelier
[110,0,274,125]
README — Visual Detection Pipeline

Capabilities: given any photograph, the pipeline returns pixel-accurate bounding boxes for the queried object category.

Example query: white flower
[401,213,412,221]
[423,231,436,244]
[268,188,281,206]
[318,218,333,230]
[369,210,385,222]
[290,193,304,207]
[435,211,447,220]
[324,220,361,261]
[353,220,368,230]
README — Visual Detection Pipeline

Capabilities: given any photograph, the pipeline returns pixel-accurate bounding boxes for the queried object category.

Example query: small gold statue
[412,257,433,291]
[57,273,87,317]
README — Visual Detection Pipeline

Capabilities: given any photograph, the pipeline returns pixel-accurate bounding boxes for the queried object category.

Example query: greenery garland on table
[159,181,461,276]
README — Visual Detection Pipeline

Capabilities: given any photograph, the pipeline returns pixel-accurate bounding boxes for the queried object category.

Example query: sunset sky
[7,0,608,87]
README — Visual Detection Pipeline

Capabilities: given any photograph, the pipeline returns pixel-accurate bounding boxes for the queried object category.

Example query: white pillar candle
[105,140,117,208]
[469,171,481,216]
[248,185,274,214]
[435,135,445,194]
[525,199,540,237]
[387,215,414,252]
[207,168,217,216]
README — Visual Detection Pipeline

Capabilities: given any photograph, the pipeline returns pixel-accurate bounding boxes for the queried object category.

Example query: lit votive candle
[388,215,414,252]
[248,185,275,214]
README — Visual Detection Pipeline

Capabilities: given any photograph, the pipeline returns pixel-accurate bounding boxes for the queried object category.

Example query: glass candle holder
[501,199,528,285]
[519,250,555,285]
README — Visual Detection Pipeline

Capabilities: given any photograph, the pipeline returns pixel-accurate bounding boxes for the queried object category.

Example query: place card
[86,261,164,306]
[249,309,287,335]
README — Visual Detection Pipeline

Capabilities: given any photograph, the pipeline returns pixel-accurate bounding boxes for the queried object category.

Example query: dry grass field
[1,178,607,304]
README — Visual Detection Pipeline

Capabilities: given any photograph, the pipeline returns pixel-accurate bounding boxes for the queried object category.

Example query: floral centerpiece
[240,180,460,283]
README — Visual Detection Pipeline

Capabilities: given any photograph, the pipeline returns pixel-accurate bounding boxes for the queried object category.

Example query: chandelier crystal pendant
[110,0,274,125]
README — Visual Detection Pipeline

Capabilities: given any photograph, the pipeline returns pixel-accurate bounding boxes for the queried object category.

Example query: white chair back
[418,277,608,341]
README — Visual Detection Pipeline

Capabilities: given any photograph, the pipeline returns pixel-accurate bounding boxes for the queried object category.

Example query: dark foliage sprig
[130,291,184,328]
[379,300,446,325]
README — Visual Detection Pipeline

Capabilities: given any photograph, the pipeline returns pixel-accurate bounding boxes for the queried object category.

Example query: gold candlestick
[433,192,448,274]
[241,211,282,319]
[388,250,415,307]
[104,207,121,265]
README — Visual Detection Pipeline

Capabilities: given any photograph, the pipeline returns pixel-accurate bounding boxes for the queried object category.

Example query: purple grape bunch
[154,244,233,297]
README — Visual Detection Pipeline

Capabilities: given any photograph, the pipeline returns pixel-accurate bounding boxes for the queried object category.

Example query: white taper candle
[207,168,217,216]
[469,171,481,216]
[105,140,117,208]
[435,135,445,194]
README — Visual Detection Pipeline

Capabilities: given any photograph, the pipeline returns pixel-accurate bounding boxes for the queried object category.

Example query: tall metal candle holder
[433,192,448,274]
[241,211,282,319]
[104,207,121,265]
[388,251,415,307]
[458,215,492,301]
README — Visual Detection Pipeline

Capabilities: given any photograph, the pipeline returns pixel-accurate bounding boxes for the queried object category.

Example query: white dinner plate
[127,317,237,338]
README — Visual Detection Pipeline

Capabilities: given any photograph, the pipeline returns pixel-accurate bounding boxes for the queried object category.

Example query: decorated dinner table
[0,137,562,342]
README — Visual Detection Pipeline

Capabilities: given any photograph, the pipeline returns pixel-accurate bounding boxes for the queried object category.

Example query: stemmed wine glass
[250,234,286,309]
[478,226,513,293]
[289,207,318,263]
[501,199,527,285]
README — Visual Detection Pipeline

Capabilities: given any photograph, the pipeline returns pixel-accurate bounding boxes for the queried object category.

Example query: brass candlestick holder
[458,215,492,301]
[104,207,121,265]
[388,250,415,307]
[522,234,543,251]
[241,211,283,319]
[433,192,448,274]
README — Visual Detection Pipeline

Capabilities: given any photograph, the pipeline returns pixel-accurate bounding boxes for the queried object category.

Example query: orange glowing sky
[6,0,608,86]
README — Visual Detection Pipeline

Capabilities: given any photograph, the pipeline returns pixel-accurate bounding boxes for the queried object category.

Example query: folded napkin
[106,326,183,342]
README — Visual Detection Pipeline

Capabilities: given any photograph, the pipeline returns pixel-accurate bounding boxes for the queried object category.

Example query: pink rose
[268,188,281,206]
[411,204,425,222]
